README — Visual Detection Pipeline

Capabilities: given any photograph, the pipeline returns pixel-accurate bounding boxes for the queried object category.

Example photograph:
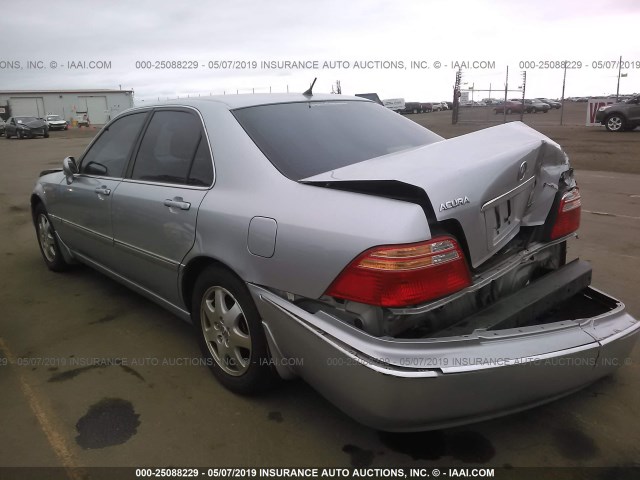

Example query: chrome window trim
[128,104,216,189]
[119,178,211,191]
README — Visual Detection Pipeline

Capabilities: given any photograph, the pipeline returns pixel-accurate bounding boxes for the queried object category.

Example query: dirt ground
[0,108,639,476]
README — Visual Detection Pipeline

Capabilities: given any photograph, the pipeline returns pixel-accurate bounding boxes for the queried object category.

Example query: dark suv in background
[595,95,640,132]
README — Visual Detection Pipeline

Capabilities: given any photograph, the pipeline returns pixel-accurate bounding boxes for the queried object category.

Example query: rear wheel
[605,114,625,132]
[192,266,279,394]
[16,130,22,139]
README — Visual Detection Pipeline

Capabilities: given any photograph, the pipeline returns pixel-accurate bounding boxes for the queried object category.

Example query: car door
[111,108,213,306]
[53,110,149,267]
[628,97,640,123]
[7,118,16,136]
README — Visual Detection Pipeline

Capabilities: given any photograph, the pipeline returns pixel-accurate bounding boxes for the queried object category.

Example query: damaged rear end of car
[232,99,639,431]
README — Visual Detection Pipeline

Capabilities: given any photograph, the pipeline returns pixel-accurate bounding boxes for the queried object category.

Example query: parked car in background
[4,116,49,139]
[525,99,550,113]
[45,114,69,130]
[30,94,639,432]
[74,113,90,127]
[494,101,525,114]
[537,98,561,109]
[431,102,444,112]
[420,102,433,113]
[401,102,423,114]
[439,102,449,111]
[595,94,640,132]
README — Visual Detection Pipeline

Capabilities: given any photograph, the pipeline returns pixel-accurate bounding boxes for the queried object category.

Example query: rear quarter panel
[186,103,432,299]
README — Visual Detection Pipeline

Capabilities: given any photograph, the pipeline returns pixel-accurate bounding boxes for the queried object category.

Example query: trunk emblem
[518,161,528,181]
[439,196,470,211]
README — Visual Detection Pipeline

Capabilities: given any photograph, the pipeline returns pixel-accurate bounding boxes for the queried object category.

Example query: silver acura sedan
[31,94,639,431]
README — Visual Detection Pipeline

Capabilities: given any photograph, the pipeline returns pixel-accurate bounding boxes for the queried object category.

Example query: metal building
[0,89,134,125]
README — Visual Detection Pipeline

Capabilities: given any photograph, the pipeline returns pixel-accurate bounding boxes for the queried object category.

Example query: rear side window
[131,110,212,185]
[80,112,147,177]
[232,101,442,180]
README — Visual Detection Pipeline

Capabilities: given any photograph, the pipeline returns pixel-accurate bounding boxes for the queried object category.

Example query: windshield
[16,117,38,123]
[233,100,442,180]
[47,115,62,120]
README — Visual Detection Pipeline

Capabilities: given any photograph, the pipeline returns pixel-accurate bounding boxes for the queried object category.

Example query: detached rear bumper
[249,271,640,431]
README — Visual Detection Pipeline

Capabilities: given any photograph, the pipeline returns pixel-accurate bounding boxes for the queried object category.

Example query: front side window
[80,112,148,177]
[131,110,211,186]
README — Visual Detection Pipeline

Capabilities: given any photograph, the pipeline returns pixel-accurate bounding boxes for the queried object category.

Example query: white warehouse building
[0,89,134,125]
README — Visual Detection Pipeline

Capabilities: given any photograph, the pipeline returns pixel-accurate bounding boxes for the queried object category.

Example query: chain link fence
[451,69,582,126]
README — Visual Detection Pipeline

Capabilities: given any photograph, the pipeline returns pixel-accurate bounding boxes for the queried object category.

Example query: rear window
[232,101,441,180]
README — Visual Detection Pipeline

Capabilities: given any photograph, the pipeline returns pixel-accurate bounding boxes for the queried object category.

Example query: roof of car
[140,93,369,110]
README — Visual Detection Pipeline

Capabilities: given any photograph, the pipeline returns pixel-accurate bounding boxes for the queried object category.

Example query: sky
[1,0,639,104]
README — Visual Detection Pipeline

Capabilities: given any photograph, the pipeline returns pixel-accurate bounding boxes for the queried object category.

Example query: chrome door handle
[94,186,111,195]
[164,198,191,210]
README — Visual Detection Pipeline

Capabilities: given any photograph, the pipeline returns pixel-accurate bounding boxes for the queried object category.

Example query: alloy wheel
[200,286,252,376]
[37,214,56,262]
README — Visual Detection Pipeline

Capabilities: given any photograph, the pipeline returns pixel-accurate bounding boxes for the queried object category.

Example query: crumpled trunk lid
[302,122,570,268]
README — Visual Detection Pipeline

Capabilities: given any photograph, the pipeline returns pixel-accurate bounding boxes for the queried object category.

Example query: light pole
[616,55,623,101]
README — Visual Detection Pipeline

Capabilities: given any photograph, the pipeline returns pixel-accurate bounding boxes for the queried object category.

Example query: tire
[16,130,22,139]
[192,266,279,395]
[605,114,626,132]
[34,203,70,272]
[44,132,49,138]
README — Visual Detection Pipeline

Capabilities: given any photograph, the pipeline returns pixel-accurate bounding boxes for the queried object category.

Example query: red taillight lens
[550,188,581,239]
[325,237,472,307]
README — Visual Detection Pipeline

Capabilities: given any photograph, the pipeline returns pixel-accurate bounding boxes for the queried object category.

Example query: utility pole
[560,62,567,126]
[503,66,509,124]
[616,55,623,101]
[519,70,526,122]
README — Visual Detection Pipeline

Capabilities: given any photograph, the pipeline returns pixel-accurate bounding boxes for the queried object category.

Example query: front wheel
[192,266,279,395]
[605,114,626,132]
[34,203,70,272]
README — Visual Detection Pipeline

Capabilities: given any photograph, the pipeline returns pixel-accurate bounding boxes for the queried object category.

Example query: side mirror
[63,156,78,184]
